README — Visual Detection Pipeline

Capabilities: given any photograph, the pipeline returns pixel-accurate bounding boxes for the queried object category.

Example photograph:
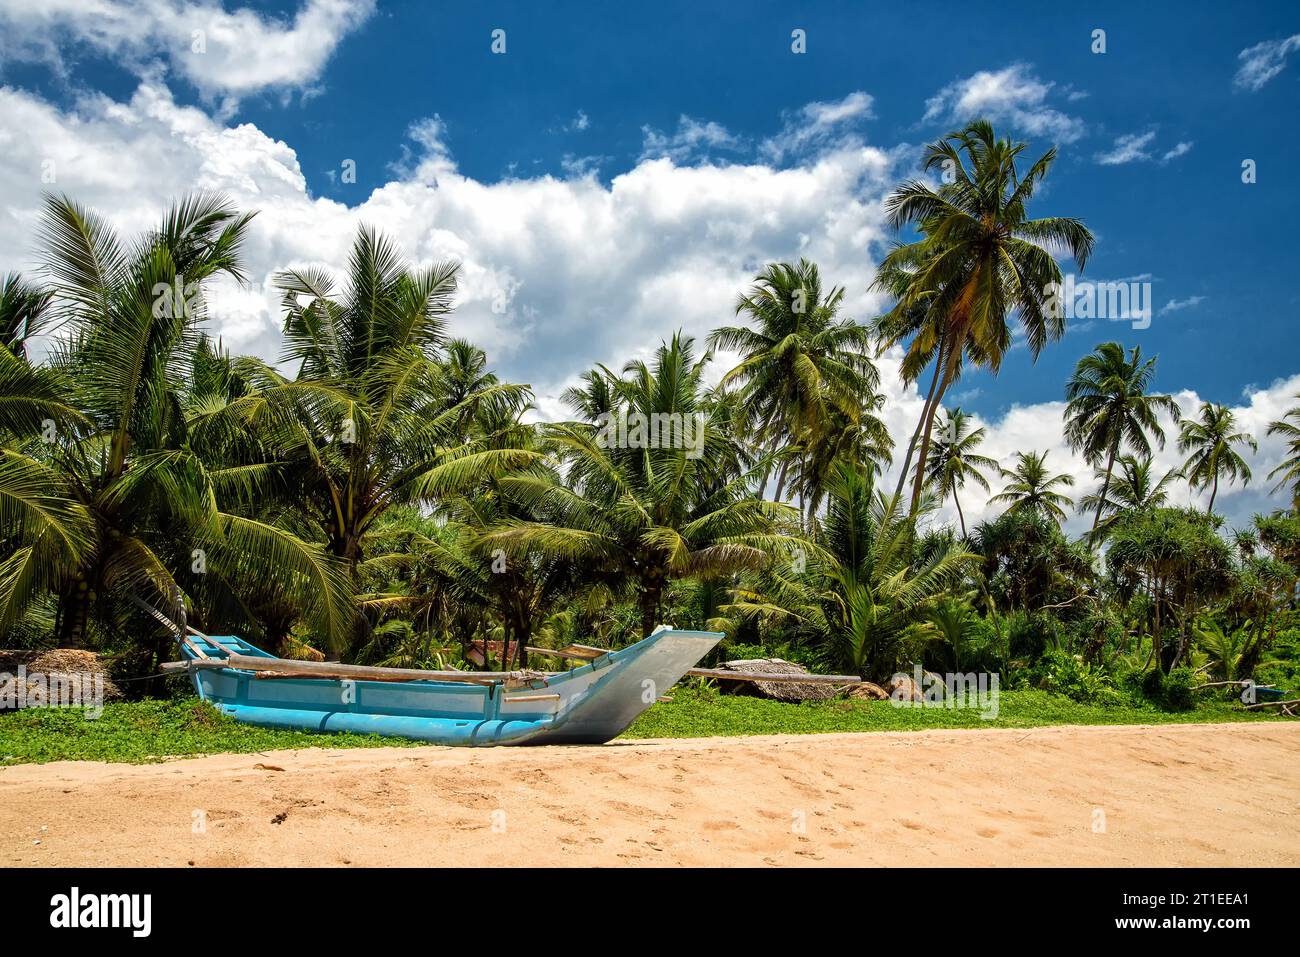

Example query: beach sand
[2,722,1297,867]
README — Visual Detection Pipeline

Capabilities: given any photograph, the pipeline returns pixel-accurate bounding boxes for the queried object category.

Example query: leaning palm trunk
[953,489,967,539]
[893,334,946,503]
[910,345,961,512]
[1091,446,1118,535]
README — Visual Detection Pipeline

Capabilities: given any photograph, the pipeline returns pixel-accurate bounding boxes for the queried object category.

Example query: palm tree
[920,407,998,537]
[1064,342,1179,536]
[732,462,977,680]
[1178,402,1258,515]
[2,194,351,650]
[874,120,1094,512]
[208,227,539,577]
[1266,394,1300,508]
[1,273,55,358]
[989,450,1075,522]
[1077,454,1181,539]
[783,393,892,527]
[708,260,878,502]
[484,333,802,637]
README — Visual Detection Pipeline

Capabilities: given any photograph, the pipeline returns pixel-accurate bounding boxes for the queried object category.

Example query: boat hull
[183,628,722,746]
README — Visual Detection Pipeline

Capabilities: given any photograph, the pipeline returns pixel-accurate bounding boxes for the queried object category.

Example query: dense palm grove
[3,122,1299,706]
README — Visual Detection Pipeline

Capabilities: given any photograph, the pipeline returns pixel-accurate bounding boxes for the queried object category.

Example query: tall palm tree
[2,194,351,649]
[873,120,1094,513]
[1266,394,1300,508]
[708,259,878,501]
[1077,454,1181,539]
[484,334,802,636]
[989,450,1075,523]
[920,406,998,537]
[1064,342,1179,536]
[1177,402,1257,515]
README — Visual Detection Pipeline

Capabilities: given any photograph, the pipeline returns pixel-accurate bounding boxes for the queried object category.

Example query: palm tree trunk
[910,351,958,513]
[1151,575,1164,673]
[639,584,662,638]
[1207,473,1219,515]
[893,341,946,503]
[1091,445,1118,534]
[953,489,967,539]
[773,457,791,503]
[57,578,92,649]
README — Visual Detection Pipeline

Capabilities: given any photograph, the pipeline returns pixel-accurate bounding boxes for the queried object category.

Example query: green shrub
[1135,665,1197,711]
[1023,649,1123,705]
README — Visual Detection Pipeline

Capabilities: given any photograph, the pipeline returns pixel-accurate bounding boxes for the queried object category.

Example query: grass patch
[621,686,1288,738]
[0,690,1288,765]
[0,699,419,765]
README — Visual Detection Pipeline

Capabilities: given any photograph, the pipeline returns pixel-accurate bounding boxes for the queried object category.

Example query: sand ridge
[2,722,1298,867]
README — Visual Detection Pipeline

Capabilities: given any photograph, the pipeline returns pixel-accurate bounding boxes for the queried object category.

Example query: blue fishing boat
[175,626,722,746]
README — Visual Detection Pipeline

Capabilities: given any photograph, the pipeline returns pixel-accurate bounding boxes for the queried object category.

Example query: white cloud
[923,64,1086,143]
[1095,131,1193,166]
[0,80,895,402]
[1094,130,1157,165]
[1159,295,1205,315]
[639,115,746,163]
[1,78,1293,531]
[890,374,1300,537]
[760,91,874,162]
[0,0,374,107]
[1234,34,1300,92]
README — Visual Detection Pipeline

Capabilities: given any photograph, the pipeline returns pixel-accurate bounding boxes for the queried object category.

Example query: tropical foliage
[2,121,1297,714]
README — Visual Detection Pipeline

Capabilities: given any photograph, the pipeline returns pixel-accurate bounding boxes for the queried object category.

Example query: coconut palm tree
[708,260,878,501]
[2,194,352,650]
[989,450,1075,523]
[920,407,998,537]
[874,120,1094,513]
[1266,394,1300,508]
[206,227,540,578]
[785,399,893,528]
[733,462,977,680]
[1177,402,1257,516]
[1,273,55,358]
[483,333,802,637]
[1077,454,1181,539]
[1064,342,1179,536]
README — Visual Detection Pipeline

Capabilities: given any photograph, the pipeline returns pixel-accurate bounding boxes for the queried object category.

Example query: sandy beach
[2,722,1297,867]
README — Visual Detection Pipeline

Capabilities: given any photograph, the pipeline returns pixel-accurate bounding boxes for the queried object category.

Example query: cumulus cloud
[922,64,1086,143]
[0,81,896,405]
[0,79,1293,529]
[892,374,1300,537]
[0,0,374,109]
[1234,34,1300,92]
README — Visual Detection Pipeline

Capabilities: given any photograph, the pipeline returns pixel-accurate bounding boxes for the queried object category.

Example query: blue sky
[0,0,1297,527]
